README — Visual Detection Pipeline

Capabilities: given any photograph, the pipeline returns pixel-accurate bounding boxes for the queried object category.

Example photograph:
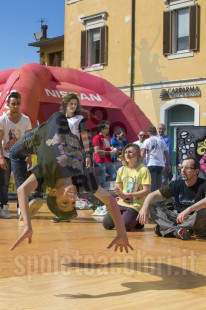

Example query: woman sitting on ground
[103,143,151,232]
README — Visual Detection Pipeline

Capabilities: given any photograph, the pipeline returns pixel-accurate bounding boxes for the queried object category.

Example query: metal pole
[130,0,135,99]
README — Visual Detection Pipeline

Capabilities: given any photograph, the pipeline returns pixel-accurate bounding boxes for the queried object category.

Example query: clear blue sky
[0,0,65,71]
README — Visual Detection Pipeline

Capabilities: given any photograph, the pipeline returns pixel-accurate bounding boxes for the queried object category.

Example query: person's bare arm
[164,150,172,172]
[10,174,38,250]
[25,129,33,169]
[177,197,206,223]
[94,186,134,253]
[116,184,150,200]
[137,190,163,225]
[81,130,91,168]
[94,145,116,156]
[114,182,123,195]
[0,130,7,170]
[140,148,146,163]
[81,130,90,152]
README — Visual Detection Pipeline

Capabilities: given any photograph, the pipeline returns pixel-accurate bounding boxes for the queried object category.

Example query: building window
[176,8,189,51]
[49,51,63,67]
[89,28,100,65]
[163,4,199,57]
[80,12,108,69]
[81,26,108,68]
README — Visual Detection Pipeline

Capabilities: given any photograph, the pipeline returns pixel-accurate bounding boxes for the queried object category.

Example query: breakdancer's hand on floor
[10,226,33,251]
[107,235,134,253]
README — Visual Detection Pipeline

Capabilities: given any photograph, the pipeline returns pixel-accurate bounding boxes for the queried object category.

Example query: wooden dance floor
[1,202,206,310]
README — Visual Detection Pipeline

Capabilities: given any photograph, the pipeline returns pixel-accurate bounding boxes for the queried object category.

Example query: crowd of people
[0,92,206,251]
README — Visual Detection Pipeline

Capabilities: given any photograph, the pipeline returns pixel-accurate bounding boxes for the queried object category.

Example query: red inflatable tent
[0,63,152,141]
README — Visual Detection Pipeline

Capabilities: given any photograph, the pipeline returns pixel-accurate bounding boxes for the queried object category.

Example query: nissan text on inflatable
[0,63,152,142]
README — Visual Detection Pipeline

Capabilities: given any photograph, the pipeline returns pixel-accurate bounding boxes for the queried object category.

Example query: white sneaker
[19,198,44,221]
[92,205,108,216]
[76,199,89,210]
[0,205,12,219]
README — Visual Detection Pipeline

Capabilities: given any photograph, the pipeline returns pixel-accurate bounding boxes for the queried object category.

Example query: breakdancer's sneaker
[19,198,44,221]
[50,217,71,223]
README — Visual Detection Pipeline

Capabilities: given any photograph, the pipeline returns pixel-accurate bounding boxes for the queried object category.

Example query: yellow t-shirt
[116,164,151,212]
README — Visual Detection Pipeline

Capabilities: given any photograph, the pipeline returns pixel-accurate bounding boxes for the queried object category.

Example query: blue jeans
[95,162,115,188]
[112,160,122,179]
[0,157,11,206]
[148,166,163,192]
[10,130,37,190]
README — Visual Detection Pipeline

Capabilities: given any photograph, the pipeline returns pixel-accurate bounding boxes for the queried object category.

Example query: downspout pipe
[130,0,135,100]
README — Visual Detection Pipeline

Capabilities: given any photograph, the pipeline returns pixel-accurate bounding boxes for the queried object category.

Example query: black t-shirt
[24,112,98,193]
[160,178,206,212]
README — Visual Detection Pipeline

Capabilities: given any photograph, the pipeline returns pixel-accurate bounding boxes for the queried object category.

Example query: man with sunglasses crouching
[137,157,206,240]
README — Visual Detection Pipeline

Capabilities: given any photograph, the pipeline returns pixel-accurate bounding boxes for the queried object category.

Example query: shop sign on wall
[160,86,201,100]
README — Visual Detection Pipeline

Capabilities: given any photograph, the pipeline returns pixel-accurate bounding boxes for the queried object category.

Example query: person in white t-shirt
[133,130,147,165]
[0,92,32,219]
[141,126,171,192]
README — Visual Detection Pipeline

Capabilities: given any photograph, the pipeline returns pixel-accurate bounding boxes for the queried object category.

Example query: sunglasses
[139,135,146,137]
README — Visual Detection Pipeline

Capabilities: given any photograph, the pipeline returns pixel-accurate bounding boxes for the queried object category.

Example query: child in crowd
[10,111,133,253]
[103,143,151,231]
